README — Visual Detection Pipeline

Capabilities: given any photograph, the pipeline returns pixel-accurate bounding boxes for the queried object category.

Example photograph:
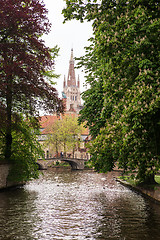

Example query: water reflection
[0,188,39,239]
[0,168,160,240]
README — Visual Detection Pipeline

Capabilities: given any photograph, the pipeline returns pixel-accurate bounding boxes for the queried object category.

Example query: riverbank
[0,163,10,189]
[1,161,160,204]
[116,177,160,204]
[0,163,25,190]
[1,168,160,239]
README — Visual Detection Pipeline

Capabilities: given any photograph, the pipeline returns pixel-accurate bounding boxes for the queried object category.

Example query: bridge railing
[38,157,89,161]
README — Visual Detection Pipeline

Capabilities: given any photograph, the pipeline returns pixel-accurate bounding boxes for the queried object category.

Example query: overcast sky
[43,0,93,97]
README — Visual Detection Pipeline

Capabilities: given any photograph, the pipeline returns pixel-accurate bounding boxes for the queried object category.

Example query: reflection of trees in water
[92,180,157,240]
[0,170,160,239]
[0,188,39,239]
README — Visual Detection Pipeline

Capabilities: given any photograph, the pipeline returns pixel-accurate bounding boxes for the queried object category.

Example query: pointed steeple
[70,48,74,61]
[77,74,80,88]
[63,48,81,113]
[67,48,76,87]
[63,75,66,88]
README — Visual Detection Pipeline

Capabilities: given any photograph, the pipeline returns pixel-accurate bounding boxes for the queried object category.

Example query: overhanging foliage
[63,0,160,184]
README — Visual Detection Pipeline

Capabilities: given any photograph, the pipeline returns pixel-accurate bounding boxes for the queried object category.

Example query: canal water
[0,168,160,240]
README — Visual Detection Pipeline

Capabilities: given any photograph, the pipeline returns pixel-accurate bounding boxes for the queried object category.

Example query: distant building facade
[62,49,82,113]
[37,49,90,161]
[38,113,90,160]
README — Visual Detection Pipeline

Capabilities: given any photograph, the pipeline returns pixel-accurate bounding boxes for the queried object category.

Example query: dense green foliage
[63,0,160,184]
[0,0,63,182]
[7,116,44,182]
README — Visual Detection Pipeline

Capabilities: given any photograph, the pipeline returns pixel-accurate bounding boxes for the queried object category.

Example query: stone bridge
[37,157,88,170]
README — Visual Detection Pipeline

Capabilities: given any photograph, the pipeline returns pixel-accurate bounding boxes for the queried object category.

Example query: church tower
[62,49,81,113]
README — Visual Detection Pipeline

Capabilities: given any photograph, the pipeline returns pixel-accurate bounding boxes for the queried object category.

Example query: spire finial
[70,48,73,61]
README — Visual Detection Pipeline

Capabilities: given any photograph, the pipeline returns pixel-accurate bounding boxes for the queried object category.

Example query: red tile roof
[40,115,59,129]
[39,113,89,135]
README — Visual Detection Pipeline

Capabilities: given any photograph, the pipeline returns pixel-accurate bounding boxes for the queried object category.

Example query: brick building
[38,49,90,160]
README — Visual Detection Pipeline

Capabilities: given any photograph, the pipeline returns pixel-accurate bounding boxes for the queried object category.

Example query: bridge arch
[36,162,45,170]
[37,157,87,170]
[62,159,85,170]
[64,160,79,170]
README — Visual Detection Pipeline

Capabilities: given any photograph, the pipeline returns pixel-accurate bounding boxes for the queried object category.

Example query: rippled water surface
[0,168,160,240]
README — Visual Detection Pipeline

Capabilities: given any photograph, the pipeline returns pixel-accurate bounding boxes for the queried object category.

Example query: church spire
[67,48,76,87]
[77,74,80,88]
[63,75,66,88]
[70,48,73,61]
[63,49,81,113]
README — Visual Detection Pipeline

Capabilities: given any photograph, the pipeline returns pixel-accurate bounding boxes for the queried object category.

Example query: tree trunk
[143,174,157,185]
[56,139,58,157]
[5,117,12,162]
[5,78,12,162]
[63,142,66,157]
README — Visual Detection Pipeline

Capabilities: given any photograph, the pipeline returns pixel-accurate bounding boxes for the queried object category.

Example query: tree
[63,0,160,184]
[0,0,63,181]
[77,44,106,139]
[8,115,43,182]
[44,118,62,157]
[45,115,83,157]
[66,115,83,157]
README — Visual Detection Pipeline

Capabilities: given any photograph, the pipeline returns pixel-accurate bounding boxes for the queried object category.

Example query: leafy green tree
[8,115,43,182]
[59,116,72,156]
[44,119,62,157]
[77,44,106,138]
[45,115,83,157]
[0,0,63,181]
[63,0,160,184]
[66,115,83,157]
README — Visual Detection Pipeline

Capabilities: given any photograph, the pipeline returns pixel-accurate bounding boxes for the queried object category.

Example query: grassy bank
[118,174,160,190]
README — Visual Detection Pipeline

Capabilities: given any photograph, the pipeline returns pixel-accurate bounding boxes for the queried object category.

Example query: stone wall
[0,163,23,190]
[0,163,10,189]
[117,178,160,204]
